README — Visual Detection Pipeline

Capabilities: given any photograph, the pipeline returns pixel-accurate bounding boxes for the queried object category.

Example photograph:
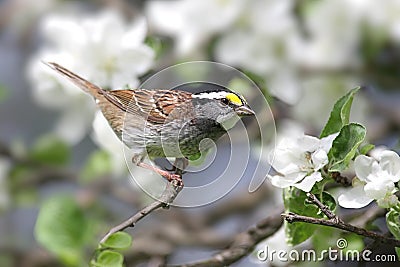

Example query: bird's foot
[165,173,184,187]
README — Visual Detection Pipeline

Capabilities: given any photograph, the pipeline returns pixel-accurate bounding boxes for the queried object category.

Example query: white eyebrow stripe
[192,91,229,99]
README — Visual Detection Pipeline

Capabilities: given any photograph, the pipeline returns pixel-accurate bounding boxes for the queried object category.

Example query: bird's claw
[167,173,184,187]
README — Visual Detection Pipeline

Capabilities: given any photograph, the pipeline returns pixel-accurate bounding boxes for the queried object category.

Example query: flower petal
[338,185,373,208]
[269,174,295,188]
[320,133,339,152]
[311,148,328,170]
[354,155,374,182]
[298,135,320,152]
[379,150,400,180]
[364,179,395,200]
[294,172,322,192]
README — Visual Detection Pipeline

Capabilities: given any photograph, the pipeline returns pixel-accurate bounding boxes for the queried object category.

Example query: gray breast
[144,118,226,159]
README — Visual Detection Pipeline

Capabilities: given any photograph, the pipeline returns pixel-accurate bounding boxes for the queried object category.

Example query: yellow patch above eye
[226,93,243,106]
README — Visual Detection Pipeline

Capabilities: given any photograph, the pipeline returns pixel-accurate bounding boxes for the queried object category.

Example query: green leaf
[284,187,321,245]
[386,209,400,238]
[79,150,112,183]
[328,123,366,172]
[35,195,89,266]
[284,188,338,246]
[101,232,132,250]
[360,143,375,155]
[304,190,337,215]
[320,87,360,138]
[91,250,124,267]
[386,209,400,260]
[320,191,336,213]
[30,135,70,166]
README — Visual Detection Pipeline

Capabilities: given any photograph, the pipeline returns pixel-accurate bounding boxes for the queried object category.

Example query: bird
[45,62,255,186]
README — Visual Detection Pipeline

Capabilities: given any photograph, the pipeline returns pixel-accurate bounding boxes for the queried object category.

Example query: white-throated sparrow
[46,62,255,186]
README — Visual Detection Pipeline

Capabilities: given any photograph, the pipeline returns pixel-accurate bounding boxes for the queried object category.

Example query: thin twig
[100,180,182,243]
[175,212,283,267]
[291,192,400,246]
[306,192,340,221]
[281,212,400,247]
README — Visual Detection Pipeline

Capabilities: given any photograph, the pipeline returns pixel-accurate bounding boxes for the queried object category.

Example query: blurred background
[0,0,400,266]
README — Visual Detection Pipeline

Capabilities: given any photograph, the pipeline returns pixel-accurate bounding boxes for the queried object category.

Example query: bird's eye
[221,98,230,105]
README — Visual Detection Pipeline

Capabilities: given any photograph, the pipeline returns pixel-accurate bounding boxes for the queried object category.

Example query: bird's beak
[235,105,255,116]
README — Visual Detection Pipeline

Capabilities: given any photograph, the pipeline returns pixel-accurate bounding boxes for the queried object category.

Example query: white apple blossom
[146,0,243,56]
[338,150,400,209]
[27,9,154,144]
[268,133,337,192]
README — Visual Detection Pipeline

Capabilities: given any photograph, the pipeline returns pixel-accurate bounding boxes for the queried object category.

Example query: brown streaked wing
[151,90,193,123]
[103,89,193,124]
[133,90,163,123]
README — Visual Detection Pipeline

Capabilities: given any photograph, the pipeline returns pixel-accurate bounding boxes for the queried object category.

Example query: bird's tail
[44,62,102,97]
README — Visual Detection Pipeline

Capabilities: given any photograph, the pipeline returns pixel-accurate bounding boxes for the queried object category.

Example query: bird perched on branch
[46,62,255,186]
